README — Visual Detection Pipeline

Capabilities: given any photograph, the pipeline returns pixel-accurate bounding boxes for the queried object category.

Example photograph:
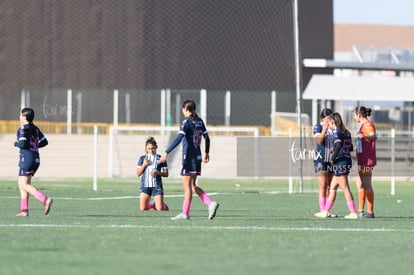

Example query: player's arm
[203,132,210,163]
[14,129,27,148]
[330,140,342,163]
[359,123,377,141]
[314,119,329,144]
[39,134,48,148]
[203,132,210,154]
[14,138,26,148]
[154,166,168,177]
[136,157,148,177]
[361,134,377,141]
[314,133,324,145]
[361,131,377,141]
[160,133,184,162]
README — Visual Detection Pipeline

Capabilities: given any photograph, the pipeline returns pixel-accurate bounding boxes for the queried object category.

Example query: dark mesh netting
[0,0,294,91]
[0,0,332,125]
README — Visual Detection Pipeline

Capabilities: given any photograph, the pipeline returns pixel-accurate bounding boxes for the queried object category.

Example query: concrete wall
[2,134,412,180]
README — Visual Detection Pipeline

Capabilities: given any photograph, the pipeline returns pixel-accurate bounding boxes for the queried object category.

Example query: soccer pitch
[1,178,414,275]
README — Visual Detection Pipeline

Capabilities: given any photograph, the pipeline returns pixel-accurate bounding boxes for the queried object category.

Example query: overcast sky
[334,0,414,26]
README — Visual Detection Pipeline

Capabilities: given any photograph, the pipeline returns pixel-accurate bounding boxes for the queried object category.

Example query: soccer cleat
[147,201,156,210]
[44,198,53,215]
[327,212,338,218]
[362,212,375,218]
[344,212,358,219]
[162,203,169,211]
[171,213,189,220]
[358,211,365,218]
[208,201,219,220]
[314,211,329,218]
[16,211,29,217]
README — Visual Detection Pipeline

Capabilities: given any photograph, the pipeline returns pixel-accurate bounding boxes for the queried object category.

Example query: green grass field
[1,178,414,275]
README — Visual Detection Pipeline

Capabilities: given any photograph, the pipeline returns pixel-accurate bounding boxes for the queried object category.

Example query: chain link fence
[0,0,304,132]
[1,89,300,135]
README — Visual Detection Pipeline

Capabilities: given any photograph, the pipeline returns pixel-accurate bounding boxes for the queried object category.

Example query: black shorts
[18,153,40,176]
[329,157,352,177]
[181,159,201,176]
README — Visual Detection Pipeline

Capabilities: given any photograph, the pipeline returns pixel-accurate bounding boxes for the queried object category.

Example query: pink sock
[34,191,47,204]
[347,200,357,213]
[199,192,212,206]
[182,200,191,216]
[147,203,155,210]
[319,197,326,211]
[324,199,334,212]
[21,198,29,211]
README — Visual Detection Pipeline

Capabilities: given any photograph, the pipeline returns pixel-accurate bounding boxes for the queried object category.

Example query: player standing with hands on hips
[14,108,53,217]
[160,99,219,220]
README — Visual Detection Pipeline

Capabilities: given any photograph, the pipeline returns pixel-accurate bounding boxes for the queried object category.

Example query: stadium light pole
[293,0,304,192]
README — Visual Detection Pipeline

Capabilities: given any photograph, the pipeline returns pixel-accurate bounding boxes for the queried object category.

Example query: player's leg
[140,191,151,211]
[153,187,168,211]
[192,180,219,220]
[171,175,192,220]
[315,177,338,218]
[316,170,328,211]
[325,178,339,213]
[182,175,194,215]
[360,167,374,218]
[355,166,366,216]
[338,175,357,219]
[19,162,53,215]
[193,181,211,205]
[16,176,30,216]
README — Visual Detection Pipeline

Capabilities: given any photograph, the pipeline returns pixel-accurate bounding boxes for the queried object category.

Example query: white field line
[0,223,414,233]
[2,192,413,233]
[0,192,221,200]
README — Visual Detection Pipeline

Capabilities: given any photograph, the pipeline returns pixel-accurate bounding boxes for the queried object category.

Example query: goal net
[270,112,312,137]
[108,125,259,178]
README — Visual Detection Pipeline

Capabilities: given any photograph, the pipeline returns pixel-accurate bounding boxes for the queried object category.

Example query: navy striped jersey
[137,153,167,188]
[313,122,334,163]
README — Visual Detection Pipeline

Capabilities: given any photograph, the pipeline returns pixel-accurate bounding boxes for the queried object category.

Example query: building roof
[303,74,414,101]
[335,24,414,52]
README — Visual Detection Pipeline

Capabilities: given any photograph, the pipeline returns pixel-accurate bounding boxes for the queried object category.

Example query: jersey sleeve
[14,128,26,148]
[137,155,145,167]
[203,132,210,154]
[362,121,376,136]
[165,120,186,154]
[165,133,184,154]
[37,127,48,148]
[313,123,322,137]
[201,121,210,154]
[330,130,342,161]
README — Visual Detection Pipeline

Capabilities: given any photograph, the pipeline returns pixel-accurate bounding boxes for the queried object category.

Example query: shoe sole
[45,198,53,215]
[16,212,29,217]
[171,216,189,220]
[208,203,219,220]
[314,211,328,218]
[171,213,190,220]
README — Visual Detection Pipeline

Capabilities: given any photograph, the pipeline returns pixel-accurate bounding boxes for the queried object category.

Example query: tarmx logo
[289,141,322,163]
